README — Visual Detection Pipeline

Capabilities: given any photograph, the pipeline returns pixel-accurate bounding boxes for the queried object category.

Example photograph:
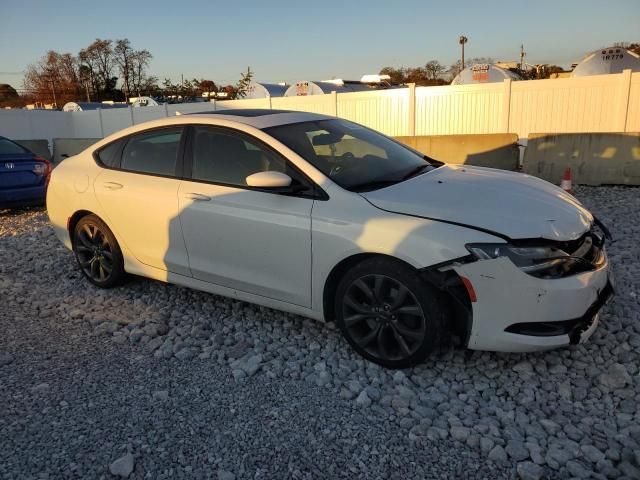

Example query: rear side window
[96,140,123,168]
[121,128,183,176]
[0,138,28,155]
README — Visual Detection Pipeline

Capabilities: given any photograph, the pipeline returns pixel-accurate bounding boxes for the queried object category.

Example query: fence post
[23,109,35,140]
[164,103,169,117]
[129,105,134,125]
[268,96,273,110]
[502,78,512,133]
[408,83,416,136]
[619,69,632,132]
[97,108,104,138]
[331,91,338,116]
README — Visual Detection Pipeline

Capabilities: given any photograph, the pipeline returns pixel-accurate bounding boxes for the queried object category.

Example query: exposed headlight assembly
[466,243,589,278]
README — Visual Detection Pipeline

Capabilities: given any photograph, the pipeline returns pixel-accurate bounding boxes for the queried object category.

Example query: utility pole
[49,79,57,108]
[459,35,468,70]
[520,44,526,71]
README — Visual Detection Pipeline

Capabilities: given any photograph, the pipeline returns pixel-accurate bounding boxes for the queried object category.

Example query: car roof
[183,109,334,129]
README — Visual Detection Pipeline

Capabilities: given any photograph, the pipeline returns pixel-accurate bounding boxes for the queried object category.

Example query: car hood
[360,165,593,241]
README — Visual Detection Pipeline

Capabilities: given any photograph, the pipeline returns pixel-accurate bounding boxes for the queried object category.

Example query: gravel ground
[1,186,638,480]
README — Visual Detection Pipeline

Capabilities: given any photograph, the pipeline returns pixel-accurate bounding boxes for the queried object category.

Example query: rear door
[93,127,191,276]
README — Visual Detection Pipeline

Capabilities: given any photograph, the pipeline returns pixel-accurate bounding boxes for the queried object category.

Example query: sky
[1,0,639,89]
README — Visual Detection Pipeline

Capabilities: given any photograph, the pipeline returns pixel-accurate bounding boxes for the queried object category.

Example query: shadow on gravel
[0,210,512,479]
[0,206,46,217]
[2,187,639,479]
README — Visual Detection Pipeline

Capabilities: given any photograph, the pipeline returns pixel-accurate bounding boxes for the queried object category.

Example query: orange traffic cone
[561,167,573,194]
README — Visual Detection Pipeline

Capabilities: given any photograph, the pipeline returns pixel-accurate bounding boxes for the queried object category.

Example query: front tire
[335,257,443,369]
[72,214,126,288]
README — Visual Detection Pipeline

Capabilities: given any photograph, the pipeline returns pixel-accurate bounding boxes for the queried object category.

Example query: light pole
[459,35,468,70]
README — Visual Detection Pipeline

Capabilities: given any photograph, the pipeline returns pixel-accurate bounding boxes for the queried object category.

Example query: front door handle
[103,182,123,190]
[184,192,211,201]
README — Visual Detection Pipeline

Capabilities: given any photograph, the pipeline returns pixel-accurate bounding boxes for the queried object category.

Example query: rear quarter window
[0,138,29,155]
[95,140,123,168]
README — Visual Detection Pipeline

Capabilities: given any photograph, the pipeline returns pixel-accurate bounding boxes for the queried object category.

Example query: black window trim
[91,123,329,200]
[182,124,328,201]
[93,125,188,180]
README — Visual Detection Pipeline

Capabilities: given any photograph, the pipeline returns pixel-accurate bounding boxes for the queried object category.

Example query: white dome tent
[62,102,129,112]
[571,46,640,77]
[284,80,373,96]
[451,64,522,85]
[130,96,159,107]
[243,82,288,99]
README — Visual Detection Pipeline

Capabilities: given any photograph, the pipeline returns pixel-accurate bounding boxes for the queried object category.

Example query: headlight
[466,243,576,278]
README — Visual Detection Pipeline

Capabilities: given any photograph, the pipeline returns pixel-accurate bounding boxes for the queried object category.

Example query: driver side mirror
[246,171,292,189]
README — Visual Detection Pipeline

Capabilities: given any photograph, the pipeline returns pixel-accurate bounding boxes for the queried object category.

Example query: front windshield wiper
[350,179,403,193]
[400,163,431,181]
[351,164,434,192]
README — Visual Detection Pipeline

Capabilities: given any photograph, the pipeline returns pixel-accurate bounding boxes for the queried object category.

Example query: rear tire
[72,214,126,288]
[335,257,443,369]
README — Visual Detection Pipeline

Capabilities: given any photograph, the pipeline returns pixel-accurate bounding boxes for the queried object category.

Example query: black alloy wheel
[73,214,125,288]
[335,258,443,368]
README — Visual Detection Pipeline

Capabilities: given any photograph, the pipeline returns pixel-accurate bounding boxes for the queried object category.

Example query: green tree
[234,66,253,99]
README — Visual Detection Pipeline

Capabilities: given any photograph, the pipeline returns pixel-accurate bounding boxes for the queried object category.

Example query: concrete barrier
[14,139,51,160]
[523,133,640,186]
[52,138,101,164]
[395,134,519,170]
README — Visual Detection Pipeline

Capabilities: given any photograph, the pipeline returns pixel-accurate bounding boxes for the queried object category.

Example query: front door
[178,125,314,307]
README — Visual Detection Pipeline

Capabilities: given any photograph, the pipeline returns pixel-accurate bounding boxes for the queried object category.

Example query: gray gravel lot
[1,186,639,480]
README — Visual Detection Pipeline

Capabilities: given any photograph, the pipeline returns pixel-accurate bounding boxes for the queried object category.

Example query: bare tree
[114,39,133,99]
[23,50,83,106]
[379,67,406,85]
[425,60,445,80]
[130,49,152,97]
[79,39,116,99]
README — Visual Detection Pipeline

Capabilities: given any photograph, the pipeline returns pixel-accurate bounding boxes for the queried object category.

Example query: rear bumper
[0,185,46,208]
[454,251,614,352]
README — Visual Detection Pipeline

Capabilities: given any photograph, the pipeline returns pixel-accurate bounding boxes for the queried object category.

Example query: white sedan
[47,109,614,368]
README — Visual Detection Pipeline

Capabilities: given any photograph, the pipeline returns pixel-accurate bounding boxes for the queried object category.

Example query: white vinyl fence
[1,70,638,145]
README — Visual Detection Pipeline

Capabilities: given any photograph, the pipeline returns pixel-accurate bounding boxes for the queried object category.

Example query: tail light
[33,156,53,185]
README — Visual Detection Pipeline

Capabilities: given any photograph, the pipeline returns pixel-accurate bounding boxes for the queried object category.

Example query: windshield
[264,119,436,192]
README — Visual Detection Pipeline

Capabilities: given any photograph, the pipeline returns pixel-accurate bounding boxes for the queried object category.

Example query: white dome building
[284,80,373,96]
[571,46,640,77]
[451,64,522,85]
[243,82,288,99]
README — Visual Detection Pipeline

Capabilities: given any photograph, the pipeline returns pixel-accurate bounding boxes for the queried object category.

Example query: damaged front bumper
[452,251,614,352]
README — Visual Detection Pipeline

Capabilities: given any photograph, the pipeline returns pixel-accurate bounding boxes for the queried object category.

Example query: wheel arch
[67,209,96,243]
[322,253,419,323]
[322,252,474,345]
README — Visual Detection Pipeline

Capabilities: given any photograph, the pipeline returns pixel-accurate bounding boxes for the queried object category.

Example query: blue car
[0,136,52,208]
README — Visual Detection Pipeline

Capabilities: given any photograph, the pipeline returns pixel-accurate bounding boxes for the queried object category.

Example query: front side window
[265,119,436,192]
[190,126,287,186]
[121,128,183,176]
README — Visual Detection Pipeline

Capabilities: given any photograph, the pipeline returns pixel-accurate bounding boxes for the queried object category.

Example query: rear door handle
[103,182,123,190]
[184,192,211,201]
